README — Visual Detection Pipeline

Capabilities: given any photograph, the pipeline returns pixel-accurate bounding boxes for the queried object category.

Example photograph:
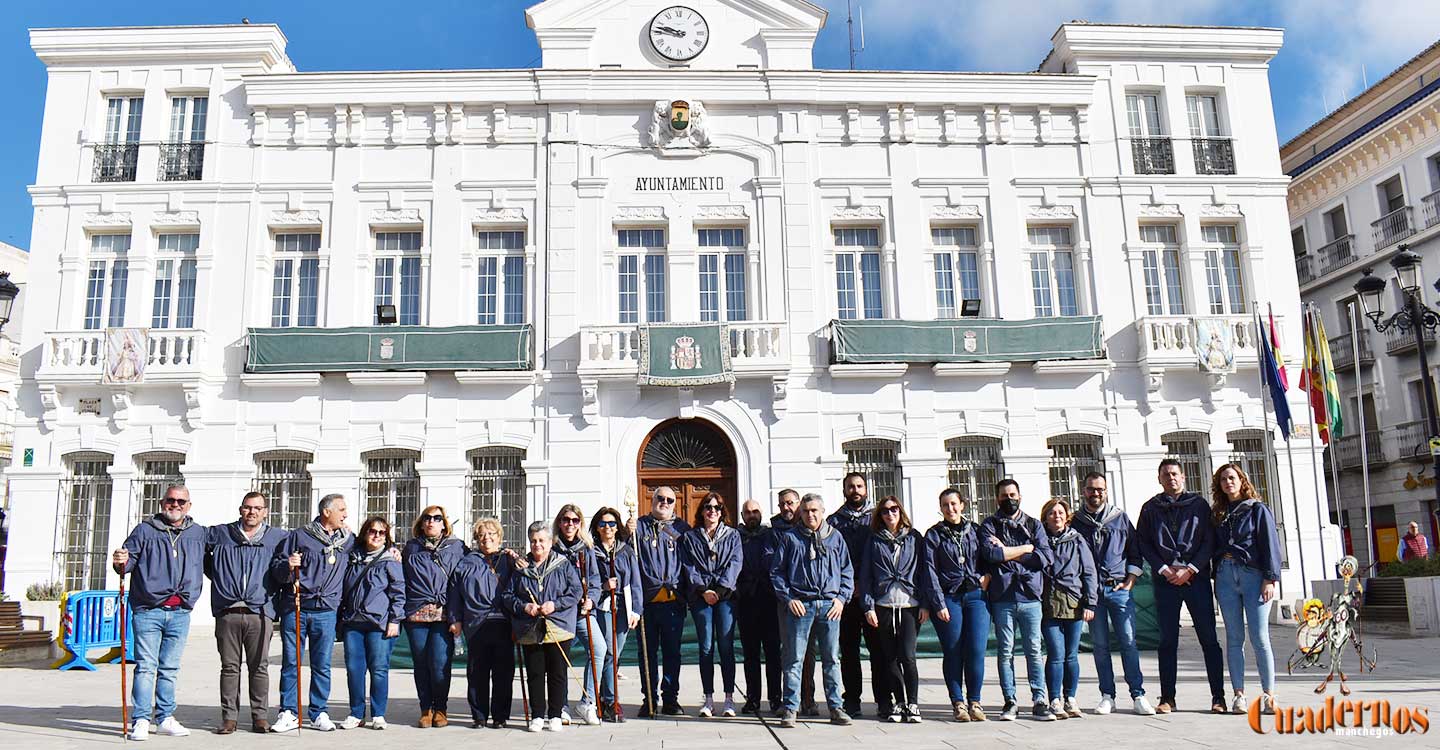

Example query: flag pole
[1302,303,1333,575]
[1252,307,1290,580]
[1349,301,1378,570]
[1270,302,1310,598]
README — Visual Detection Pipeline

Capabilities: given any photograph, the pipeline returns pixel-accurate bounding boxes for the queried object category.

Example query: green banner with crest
[638,323,733,386]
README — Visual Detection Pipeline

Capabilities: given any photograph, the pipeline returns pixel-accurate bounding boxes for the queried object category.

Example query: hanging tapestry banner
[638,323,733,386]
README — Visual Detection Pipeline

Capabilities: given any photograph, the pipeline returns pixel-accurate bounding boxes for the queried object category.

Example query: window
[843,438,901,502]
[271,233,321,327]
[946,437,1004,521]
[1138,225,1185,315]
[1324,206,1349,241]
[834,227,884,320]
[1291,227,1307,257]
[152,234,198,329]
[1126,94,1164,137]
[618,229,667,323]
[476,230,526,325]
[134,452,185,523]
[1201,225,1246,314]
[1027,226,1079,317]
[1228,429,1287,566]
[104,96,144,145]
[468,447,527,546]
[1047,434,1105,508]
[1162,431,1212,494]
[167,96,208,143]
[932,226,981,319]
[1378,176,1406,215]
[1185,95,1223,137]
[84,234,131,330]
[253,450,313,530]
[374,232,423,325]
[363,449,421,531]
[698,228,748,322]
[60,452,114,591]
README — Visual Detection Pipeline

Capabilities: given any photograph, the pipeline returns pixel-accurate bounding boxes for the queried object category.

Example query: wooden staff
[119,573,129,739]
[515,636,530,725]
[293,565,303,732]
[607,549,624,722]
[580,553,602,712]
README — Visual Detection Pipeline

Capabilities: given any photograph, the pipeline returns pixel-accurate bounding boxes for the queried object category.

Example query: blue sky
[1,0,1437,250]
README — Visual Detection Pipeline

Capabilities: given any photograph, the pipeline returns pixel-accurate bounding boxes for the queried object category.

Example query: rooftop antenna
[847,0,865,70]
[1362,64,1369,89]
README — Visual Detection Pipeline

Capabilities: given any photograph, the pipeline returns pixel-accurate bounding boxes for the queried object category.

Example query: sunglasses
[366,529,388,537]
[881,506,901,515]
[597,519,618,528]
[702,505,722,513]
[162,497,189,505]
[655,497,676,505]
[560,517,582,525]
[422,514,445,523]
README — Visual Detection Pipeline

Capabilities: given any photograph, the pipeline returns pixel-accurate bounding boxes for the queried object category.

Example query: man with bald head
[634,486,691,716]
[736,497,783,714]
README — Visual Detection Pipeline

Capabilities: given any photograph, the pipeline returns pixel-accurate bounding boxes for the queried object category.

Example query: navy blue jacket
[828,504,873,601]
[634,516,690,602]
[1215,499,1283,582]
[402,536,467,617]
[204,522,288,618]
[1071,503,1144,585]
[769,525,854,603]
[924,519,984,598]
[119,515,209,611]
[591,540,645,619]
[761,513,795,572]
[339,546,405,631]
[1136,492,1216,577]
[447,550,515,637]
[979,511,1054,603]
[553,536,602,606]
[858,527,941,612]
[1044,527,1100,616]
[501,552,583,640]
[737,523,777,599]
[271,522,355,614]
[679,524,743,603]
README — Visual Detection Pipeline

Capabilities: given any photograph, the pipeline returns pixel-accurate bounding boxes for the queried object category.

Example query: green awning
[830,317,1104,364]
[246,325,533,373]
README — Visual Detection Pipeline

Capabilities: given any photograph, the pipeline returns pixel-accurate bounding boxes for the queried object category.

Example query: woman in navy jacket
[447,517,518,728]
[338,517,405,730]
[679,493,743,718]
[589,506,644,722]
[925,488,991,723]
[503,521,583,733]
[552,503,601,724]
[402,506,467,728]
[1039,499,1098,720]
[859,495,937,723]
[1211,463,1282,715]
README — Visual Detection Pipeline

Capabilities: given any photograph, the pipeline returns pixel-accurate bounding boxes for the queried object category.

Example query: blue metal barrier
[54,590,133,671]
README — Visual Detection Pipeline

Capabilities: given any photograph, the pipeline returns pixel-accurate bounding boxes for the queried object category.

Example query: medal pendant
[327,553,336,565]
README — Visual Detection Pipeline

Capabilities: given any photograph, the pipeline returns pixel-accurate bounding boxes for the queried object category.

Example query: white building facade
[8,0,1332,610]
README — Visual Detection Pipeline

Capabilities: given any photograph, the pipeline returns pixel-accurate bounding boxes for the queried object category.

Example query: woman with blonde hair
[1210,463,1281,715]
[551,504,600,724]
[448,518,519,728]
[403,505,466,727]
[1039,498,1098,720]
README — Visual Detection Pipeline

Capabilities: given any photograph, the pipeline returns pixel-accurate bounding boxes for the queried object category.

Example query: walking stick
[632,521,658,719]
[607,550,624,722]
[580,554,602,712]
[293,566,303,732]
[119,569,129,739]
[515,637,530,724]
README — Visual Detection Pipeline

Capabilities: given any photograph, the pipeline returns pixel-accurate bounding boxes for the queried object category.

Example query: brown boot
[215,720,237,735]
[419,709,433,728]
[251,718,270,734]
[433,711,448,728]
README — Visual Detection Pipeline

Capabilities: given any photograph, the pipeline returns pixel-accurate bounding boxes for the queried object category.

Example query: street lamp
[0,272,18,333]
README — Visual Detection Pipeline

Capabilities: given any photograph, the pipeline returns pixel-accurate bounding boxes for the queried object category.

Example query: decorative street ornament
[649,99,711,149]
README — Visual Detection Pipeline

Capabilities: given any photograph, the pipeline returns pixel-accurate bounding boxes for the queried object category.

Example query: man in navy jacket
[112,484,208,740]
[633,486,691,716]
[827,472,876,718]
[736,497,782,715]
[980,479,1055,721]
[1135,459,1225,714]
[204,491,288,734]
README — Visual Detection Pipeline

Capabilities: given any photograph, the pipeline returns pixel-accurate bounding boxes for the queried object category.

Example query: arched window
[946,437,1004,521]
[1162,430,1212,494]
[134,451,185,523]
[468,447,527,548]
[1047,434,1105,508]
[362,449,421,531]
[843,438,901,501]
[253,450,314,529]
[1228,429,1287,566]
[61,451,114,591]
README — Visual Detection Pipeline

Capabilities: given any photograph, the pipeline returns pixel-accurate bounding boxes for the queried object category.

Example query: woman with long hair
[402,506,466,727]
[925,487,991,722]
[678,493,743,718]
[1210,463,1282,715]
[858,495,935,723]
[1039,498,1098,720]
[551,504,600,725]
[503,521,583,733]
[588,506,643,722]
[447,518,518,728]
[337,517,405,730]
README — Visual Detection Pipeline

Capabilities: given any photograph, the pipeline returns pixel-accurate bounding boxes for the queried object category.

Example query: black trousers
[466,621,514,724]
[872,607,920,707]
[839,600,881,711]
[522,640,571,720]
[736,592,781,708]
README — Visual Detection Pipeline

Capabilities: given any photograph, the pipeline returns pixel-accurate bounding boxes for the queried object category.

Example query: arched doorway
[637,418,738,525]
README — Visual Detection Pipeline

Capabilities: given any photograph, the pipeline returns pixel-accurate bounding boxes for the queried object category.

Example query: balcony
[1384,324,1438,355]
[1315,234,1357,277]
[1386,420,1429,463]
[1131,137,1175,175]
[1192,138,1235,175]
[158,142,204,181]
[92,144,138,183]
[1296,254,1316,285]
[1334,430,1388,470]
[580,321,789,379]
[1136,314,1265,371]
[38,329,207,384]
[1422,189,1440,230]
[1372,206,1416,249]
[246,325,533,374]
[1328,331,1373,370]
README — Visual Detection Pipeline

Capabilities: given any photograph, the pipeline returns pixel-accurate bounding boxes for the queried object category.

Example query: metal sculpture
[1287,556,1377,694]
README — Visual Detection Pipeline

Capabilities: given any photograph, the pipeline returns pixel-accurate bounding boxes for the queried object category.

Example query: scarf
[833,503,871,527]
[302,520,352,558]
[992,510,1034,546]
[352,544,387,567]
[704,523,736,556]
[770,513,794,534]
[420,534,444,552]
[555,535,588,559]
[739,521,769,543]
[933,519,969,550]
[519,551,570,594]
[1047,525,1082,546]
[1073,502,1123,532]
[227,521,269,546]
[797,522,836,561]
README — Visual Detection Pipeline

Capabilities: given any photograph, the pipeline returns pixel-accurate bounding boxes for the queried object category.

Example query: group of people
[109,457,1283,740]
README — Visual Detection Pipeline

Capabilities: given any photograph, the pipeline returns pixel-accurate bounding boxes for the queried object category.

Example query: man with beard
[980,479,1055,722]
[112,485,209,740]
[735,498,782,715]
[634,486,691,716]
[828,472,877,718]
[205,491,288,734]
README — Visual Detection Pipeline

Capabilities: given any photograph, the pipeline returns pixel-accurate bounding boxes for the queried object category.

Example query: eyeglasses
[1084,487,1106,494]
[597,520,618,528]
[560,517,582,525]
[366,529,388,537]
[881,506,901,515]
[239,505,266,512]
[655,497,676,505]
[422,514,445,523]
[702,505,722,513]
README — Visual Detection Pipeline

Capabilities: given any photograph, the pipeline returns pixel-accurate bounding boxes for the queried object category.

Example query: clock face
[648,6,709,62]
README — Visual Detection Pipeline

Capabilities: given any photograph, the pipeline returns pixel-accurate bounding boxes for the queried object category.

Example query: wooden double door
[636,418,739,525]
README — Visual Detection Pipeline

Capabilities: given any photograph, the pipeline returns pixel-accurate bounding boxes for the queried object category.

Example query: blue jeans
[1042,618,1084,700]
[1215,559,1276,693]
[1154,575,1225,704]
[780,600,842,712]
[692,599,737,695]
[342,626,395,719]
[579,610,630,708]
[130,607,192,723]
[990,599,1045,704]
[1088,586,1146,699]
[642,600,686,705]
[932,589,989,703]
[279,609,337,720]
[404,621,455,713]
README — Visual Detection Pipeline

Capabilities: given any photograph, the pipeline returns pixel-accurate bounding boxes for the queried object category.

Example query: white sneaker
[270,711,298,733]
[560,706,572,725]
[722,697,737,718]
[1050,699,1068,719]
[1063,698,1081,718]
[1095,695,1114,715]
[582,705,601,726]
[527,718,545,733]
[699,697,714,718]
[1133,696,1156,716]
[547,717,565,732]
[1230,693,1246,715]
[128,719,150,741]
[339,715,364,730]
[155,717,189,737]
[371,716,388,730]
[310,712,336,732]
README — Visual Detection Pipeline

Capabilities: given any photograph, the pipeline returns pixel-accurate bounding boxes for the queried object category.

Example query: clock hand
[654,25,687,37]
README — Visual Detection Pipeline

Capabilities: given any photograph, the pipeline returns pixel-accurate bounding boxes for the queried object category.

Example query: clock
[648,6,709,62]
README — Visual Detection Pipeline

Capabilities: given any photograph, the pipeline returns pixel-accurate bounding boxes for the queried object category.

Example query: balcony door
[636,418,737,524]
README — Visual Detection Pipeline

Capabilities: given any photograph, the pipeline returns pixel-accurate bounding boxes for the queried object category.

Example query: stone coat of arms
[670,335,702,370]
[650,99,711,148]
